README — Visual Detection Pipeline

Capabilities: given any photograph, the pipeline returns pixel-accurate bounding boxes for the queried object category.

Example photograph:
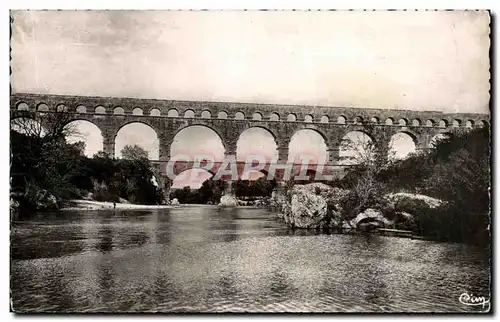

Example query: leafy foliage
[337,127,490,244]
[121,144,149,160]
[10,116,164,213]
[170,179,227,204]
[233,177,276,198]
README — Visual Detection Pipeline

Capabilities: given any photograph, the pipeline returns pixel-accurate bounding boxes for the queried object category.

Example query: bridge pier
[327,147,340,165]
[277,145,289,163]
[162,176,172,204]
[102,130,116,158]
[224,180,234,197]
[273,181,287,196]
[222,141,237,197]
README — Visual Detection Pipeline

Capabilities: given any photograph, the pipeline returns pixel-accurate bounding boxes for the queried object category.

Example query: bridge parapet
[11,93,489,130]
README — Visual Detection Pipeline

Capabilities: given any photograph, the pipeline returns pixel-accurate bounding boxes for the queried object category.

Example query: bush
[414,203,489,244]
[392,196,434,215]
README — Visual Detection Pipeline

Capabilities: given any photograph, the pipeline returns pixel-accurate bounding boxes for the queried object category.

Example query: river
[10,206,490,313]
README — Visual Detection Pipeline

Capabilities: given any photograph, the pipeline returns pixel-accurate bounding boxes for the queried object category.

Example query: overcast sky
[11,10,491,188]
[11,10,490,113]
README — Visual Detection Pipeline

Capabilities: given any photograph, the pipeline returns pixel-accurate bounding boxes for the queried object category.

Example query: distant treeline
[170,177,276,204]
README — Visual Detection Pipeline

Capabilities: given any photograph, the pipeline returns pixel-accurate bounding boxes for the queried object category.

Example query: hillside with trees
[332,126,490,244]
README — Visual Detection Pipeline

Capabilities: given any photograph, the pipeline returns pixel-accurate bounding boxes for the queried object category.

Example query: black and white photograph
[9,8,491,313]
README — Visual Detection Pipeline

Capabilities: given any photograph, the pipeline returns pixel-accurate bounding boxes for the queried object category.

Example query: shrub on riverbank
[336,127,490,244]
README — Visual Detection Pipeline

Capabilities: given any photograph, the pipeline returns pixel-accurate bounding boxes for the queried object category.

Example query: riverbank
[61,200,173,211]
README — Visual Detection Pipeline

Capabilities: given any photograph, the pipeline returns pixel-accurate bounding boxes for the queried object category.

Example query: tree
[10,112,83,211]
[337,133,390,221]
[10,112,168,212]
[198,179,226,204]
[233,177,275,198]
[121,144,149,160]
[340,127,491,243]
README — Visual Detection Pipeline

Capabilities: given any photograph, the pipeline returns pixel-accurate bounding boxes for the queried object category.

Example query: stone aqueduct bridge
[11,93,490,193]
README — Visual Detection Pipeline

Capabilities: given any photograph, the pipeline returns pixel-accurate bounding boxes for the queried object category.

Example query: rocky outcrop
[384,192,445,209]
[274,194,291,220]
[396,211,414,222]
[383,192,445,229]
[349,208,393,229]
[35,190,59,210]
[273,184,438,232]
[254,197,271,207]
[218,195,238,207]
[274,183,350,229]
[290,188,328,228]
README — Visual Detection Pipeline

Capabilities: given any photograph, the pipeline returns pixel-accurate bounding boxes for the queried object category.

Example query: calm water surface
[11,206,490,313]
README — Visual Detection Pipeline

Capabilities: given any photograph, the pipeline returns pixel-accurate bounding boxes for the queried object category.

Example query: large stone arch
[172,123,227,150]
[240,125,278,142]
[388,131,419,161]
[340,128,377,144]
[428,131,453,148]
[394,130,419,146]
[236,126,279,163]
[114,121,160,160]
[290,127,329,147]
[339,130,376,165]
[170,124,226,163]
[287,128,329,165]
[113,118,160,135]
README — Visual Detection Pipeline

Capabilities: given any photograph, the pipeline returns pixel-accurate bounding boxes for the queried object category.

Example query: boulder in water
[35,190,59,210]
[349,208,393,229]
[272,183,350,229]
[218,195,238,207]
[170,198,180,206]
[289,185,328,228]
[291,183,350,229]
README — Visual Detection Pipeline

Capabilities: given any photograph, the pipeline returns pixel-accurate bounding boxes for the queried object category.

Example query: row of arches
[15,102,488,129]
[12,118,459,189]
